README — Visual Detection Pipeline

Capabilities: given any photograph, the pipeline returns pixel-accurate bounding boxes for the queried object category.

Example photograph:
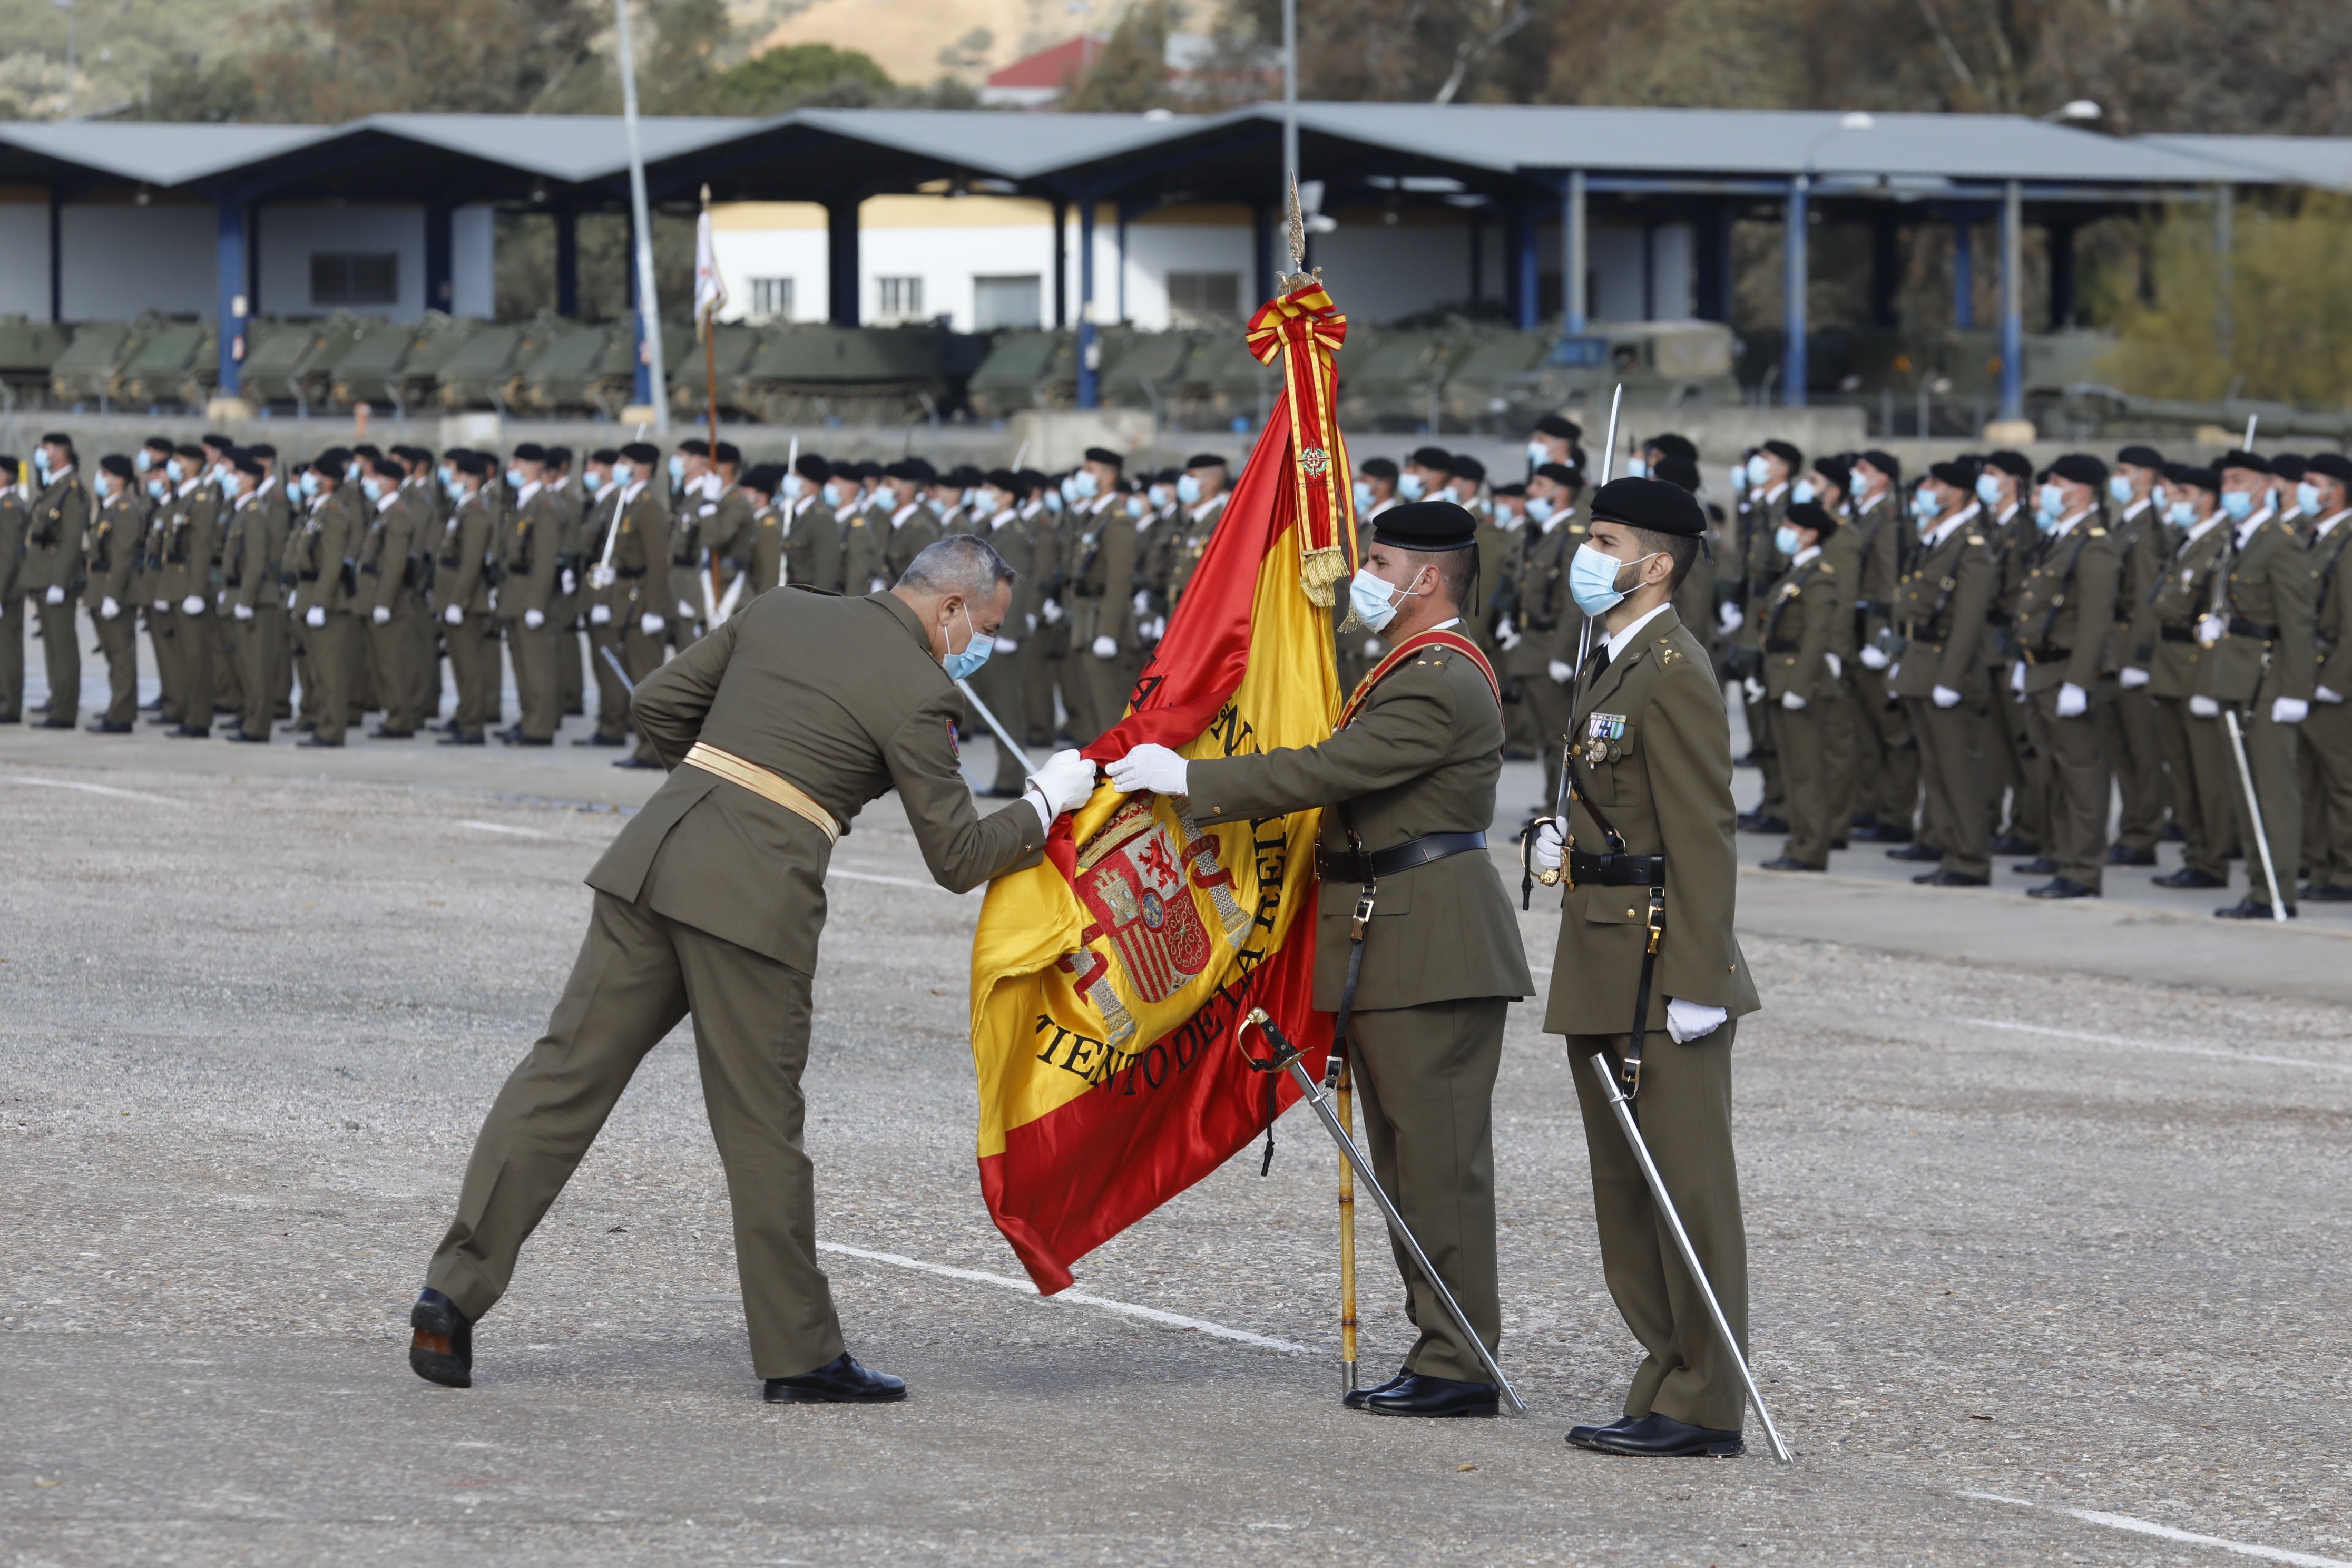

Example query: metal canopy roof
[2137,133,2352,194]
[0,121,325,187]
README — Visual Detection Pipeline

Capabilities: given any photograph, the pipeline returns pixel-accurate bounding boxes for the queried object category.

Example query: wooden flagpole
[1337,1056,1358,1393]
[701,184,722,619]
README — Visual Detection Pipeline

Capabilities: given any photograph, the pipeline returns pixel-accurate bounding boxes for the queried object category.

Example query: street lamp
[1782,112,1874,408]
[2042,99,2102,125]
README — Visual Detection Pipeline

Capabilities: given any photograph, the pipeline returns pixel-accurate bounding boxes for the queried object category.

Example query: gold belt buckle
[1350,889,1376,939]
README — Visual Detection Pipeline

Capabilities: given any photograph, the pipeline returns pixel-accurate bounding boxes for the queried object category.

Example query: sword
[1241,1008,1528,1417]
[2222,707,2288,922]
[1553,382,1626,827]
[600,642,635,697]
[956,676,1037,776]
[1582,1050,1792,1463]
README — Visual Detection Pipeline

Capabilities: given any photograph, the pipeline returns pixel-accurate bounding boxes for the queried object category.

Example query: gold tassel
[1299,543,1348,607]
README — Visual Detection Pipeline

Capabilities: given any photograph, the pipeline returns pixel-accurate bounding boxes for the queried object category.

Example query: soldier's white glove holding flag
[1107,742,1188,797]
[1025,748,1097,828]
[1530,816,1564,874]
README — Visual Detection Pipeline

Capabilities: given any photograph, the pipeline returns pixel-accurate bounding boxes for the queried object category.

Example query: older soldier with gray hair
[409,534,1097,1405]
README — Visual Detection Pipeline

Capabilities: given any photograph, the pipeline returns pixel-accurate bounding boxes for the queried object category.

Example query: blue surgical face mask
[1351,479,1372,512]
[1976,473,2004,505]
[1397,471,1426,502]
[2039,483,2066,521]
[2221,489,2254,521]
[165,458,185,483]
[505,466,524,489]
[1525,494,1556,524]
[2298,481,2324,515]
[2108,474,2134,505]
[1348,566,1417,633]
[2169,498,2198,525]
[361,476,383,502]
[583,471,605,495]
[1914,486,1941,521]
[1044,489,1063,514]
[971,489,999,518]
[1125,494,1148,520]
[1570,541,1655,616]
[943,603,993,681]
[668,454,687,482]
[1790,479,1817,505]
[34,449,52,478]
[300,471,320,498]
[821,479,845,509]
[1071,469,1100,500]
[612,460,635,485]
[1527,440,1548,468]
[1176,473,1202,505]
[344,461,361,482]
[1774,523,1802,557]
[146,477,167,499]
[1623,457,1648,479]
[133,449,152,473]
[1745,454,1772,486]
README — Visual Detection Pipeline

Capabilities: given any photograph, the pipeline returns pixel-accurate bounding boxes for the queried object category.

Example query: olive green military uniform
[2205,511,2317,912]
[1737,483,1792,820]
[702,481,758,625]
[499,484,564,742]
[1503,513,1589,812]
[1545,606,1760,1434]
[1189,633,1531,1385]
[425,589,1050,1379]
[839,495,889,599]
[164,481,226,734]
[1890,506,1998,880]
[884,499,944,586]
[1977,506,2043,850]
[1069,496,1139,746]
[580,485,630,743]
[614,481,674,763]
[222,487,288,741]
[436,490,502,739]
[359,487,425,735]
[1021,503,1069,752]
[779,493,841,595]
[1845,493,1919,837]
[1758,547,1845,868]
[969,512,1042,795]
[2140,517,2237,885]
[548,478,586,719]
[83,488,143,728]
[2011,513,2122,890]
[1167,493,1226,610]
[291,485,365,744]
[2104,496,2172,858]
[666,482,711,649]
[2302,510,2352,893]
[0,478,26,722]
[1815,514,1862,847]
[23,468,90,727]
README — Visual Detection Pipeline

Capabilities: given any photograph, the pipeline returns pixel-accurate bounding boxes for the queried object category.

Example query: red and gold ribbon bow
[1244,281,1358,606]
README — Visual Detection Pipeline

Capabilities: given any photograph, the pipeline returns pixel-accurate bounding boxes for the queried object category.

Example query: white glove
[589,603,612,626]
[993,634,1017,654]
[1932,684,1962,710]
[1495,618,1522,652]
[232,602,254,622]
[1106,742,1189,797]
[1825,651,1843,680]
[2056,681,2089,719]
[560,569,577,595]
[1026,612,1039,632]
[1148,616,1167,640]
[1717,602,1743,634]
[641,612,665,636]
[99,596,120,620]
[1028,748,1097,818]
[371,605,392,626]
[443,603,464,626]
[2317,684,2345,704]
[1665,997,1729,1045]
[1741,676,1766,704]
[44,584,64,606]
[1091,634,1118,659]
[153,598,170,613]
[2119,665,2151,689]
[2196,614,2226,648]
[180,593,204,615]
[677,598,697,621]
[2189,694,2220,718]
[523,608,545,631]
[1363,637,1385,657]
[1859,643,1890,670]
[587,564,615,591]
[1781,690,1807,711]
[1547,659,1574,684]
[2009,661,2027,694]
[2272,695,2310,725]
[1042,599,1064,624]
[1530,816,1563,874]
[305,605,327,629]
[869,577,887,594]
[1132,590,1152,615]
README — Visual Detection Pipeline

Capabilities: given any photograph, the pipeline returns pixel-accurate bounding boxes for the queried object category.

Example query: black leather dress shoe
[1758,856,1824,871]
[1735,811,1789,835]
[572,732,626,747]
[297,735,344,748]
[761,1352,907,1404]
[2303,883,2352,903]
[1855,821,1915,843]
[1913,869,1990,887]
[409,1288,473,1387]
[1362,1373,1498,1418]
[2217,899,2295,919]
[37,718,76,729]
[1343,1365,1412,1412]
[1581,1412,1743,1457]
[493,726,524,743]
[2106,844,2157,866]
[437,730,486,746]
[613,754,662,769]
[2152,867,2227,889]
[226,730,269,743]
[85,721,133,734]
[370,727,415,740]
[1565,1414,1640,1451]
[507,735,553,747]
[1989,832,2037,856]
[2028,877,2097,899]
[165,724,210,738]
[2161,821,2187,842]
[2012,856,2059,875]
[280,720,314,733]
[1885,841,1941,861]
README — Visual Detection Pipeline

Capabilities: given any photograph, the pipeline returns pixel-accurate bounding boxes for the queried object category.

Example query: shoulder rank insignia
[2088,527,2107,537]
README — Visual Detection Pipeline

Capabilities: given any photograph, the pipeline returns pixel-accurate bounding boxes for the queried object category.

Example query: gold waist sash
[683,741,840,845]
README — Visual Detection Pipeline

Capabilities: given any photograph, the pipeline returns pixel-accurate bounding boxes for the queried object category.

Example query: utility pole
[615,0,669,433]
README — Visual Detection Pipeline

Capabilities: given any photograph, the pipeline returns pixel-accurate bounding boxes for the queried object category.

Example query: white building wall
[1118,223,1256,330]
[58,202,212,319]
[256,204,425,319]
[451,204,496,318]
[1317,216,1478,321]
[0,204,47,317]
[712,228,829,324]
[863,222,1055,331]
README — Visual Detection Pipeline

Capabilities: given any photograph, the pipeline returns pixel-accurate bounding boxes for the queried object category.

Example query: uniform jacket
[2109,497,2170,672]
[613,483,671,616]
[2009,513,2120,694]
[2311,515,2352,699]
[292,486,363,616]
[1168,493,1227,606]
[985,512,1044,630]
[222,491,285,612]
[497,485,562,622]
[2205,512,2317,706]
[1544,606,1759,1033]
[1187,633,1532,1012]
[782,495,841,594]
[1890,507,1996,701]
[580,485,624,615]
[1738,482,1792,633]
[1759,548,1843,702]
[359,491,420,615]
[0,485,27,605]
[438,491,499,618]
[1504,514,1588,679]
[22,470,90,595]
[162,482,223,606]
[884,501,944,585]
[2144,517,2229,701]
[82,489,143,611]
[1072,499,1139,650]
[1847,493,1906,652]
[840,497,888,596]
[588,589,1049,973]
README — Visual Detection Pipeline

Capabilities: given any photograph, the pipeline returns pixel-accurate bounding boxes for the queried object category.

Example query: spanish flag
[967,281,1360,1292]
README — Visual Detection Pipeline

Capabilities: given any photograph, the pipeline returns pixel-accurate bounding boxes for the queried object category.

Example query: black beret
[2306,453,2352,485]
[142,434,173,452]
[675,437,711,458]
[1590,476,1706,537]
[1986,449,2033,479]
[1408,446,1453,470]
[793,453,832,483]
[511,442,547,463]
[200,431,234,450]
[544,445,573,466]
[714,442,742,466]
[888,457,936,484]
[1083,446,1124,469]
[1184,452,1228,471]
[1492,481,1526,498]
[850,459,880,480]
[99,453,135,479]
[314,445,352,469]
[2164,463,2219,492]
[234,454,266,479]
[1809,455,1851,494]
[984,468,1021,492]
[589,448,619,465]
[1785,500,1838,541]
[1534,414,1581,442]
[454,452,492,477]
[740,464,784,495]
[1652,455,1701,494]
[1371,499,1478,552]
[1449,454,1487,483]
[2115,444,2165,470]
[1928,460,1977,490]
[247,442,277,459]
[1761,439,1804,471]
[2217,448,2270,476]
[38,429,73,448]
[175,443,207,461]
[1645,433,1697,463]
[2270,453,2307,481]
[1856,449,1902,485]
[1358,456,1398,481]
[2051,453,2109,488]
[1534,462,1583,489]
[620,442,660,464]
[1015,468,1048,491]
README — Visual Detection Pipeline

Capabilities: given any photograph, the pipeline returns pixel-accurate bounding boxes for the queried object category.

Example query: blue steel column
[1076,199,1098,410]
[1998,179,2023,420]
[215,194,246,398]
[826,199,860,326]
[1514,199,1538,330]
[627,228,654,405]
[1782,175,1808,408]
[424,203,453,313]
[47,184,63,322]
[1562,170,1586,333]
[554,208,579,318]
[1952,218,1974,330]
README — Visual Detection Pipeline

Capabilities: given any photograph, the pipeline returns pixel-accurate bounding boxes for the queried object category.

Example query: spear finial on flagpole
[1277,175,1321,295]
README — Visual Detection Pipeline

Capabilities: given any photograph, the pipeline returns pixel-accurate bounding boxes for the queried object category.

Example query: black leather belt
[615,565,646,579]
[1568,849,1664,886]
[1317,830,1487,881]
[2229,617,2280,640]
[2022,645,2073,664]
[2160,625,2196,643]
[1763,638,1801,653]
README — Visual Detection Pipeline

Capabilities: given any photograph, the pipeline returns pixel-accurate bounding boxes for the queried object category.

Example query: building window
[748,277,794,321]
[973,274,1042,331]
[875,276,924,321]
[311,252,398,307]
[1167,270,1241,322]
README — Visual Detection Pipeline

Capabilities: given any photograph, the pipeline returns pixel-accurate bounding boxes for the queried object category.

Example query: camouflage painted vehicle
[512,320,632,416]
[433,321,561,411]
[665,323,765,421]
[1100,329,1194,417]
[965,330,1072,419]
[236,319,322,407]
[0,317,73,407]
[385,313,479,412]
[329,319,428,412]
[736,324,976,426]
[282,316,371,413]
[1334,326,1468,432]
[1165,327,1276,432]
[1483,320,1739,428]
[50,318,156,404]
[116,319,217,408]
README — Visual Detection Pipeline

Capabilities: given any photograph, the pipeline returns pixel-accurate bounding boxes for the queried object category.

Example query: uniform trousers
[2025,682,2111,891]
[371,609,423,734]
[1023,627,1063,749]
[1775,696,1832,868]
[307,611,357,744]
[968,638,1031,794]
[409,614,439,722]
[1744,689,1784,819]
[1820,673,1856,846]
[586,609,631,740]
[291,623,317,726]
[0,596,22,720]
[36,596,80,725]
[239,610,285,740]
[1986,682,2042,845]
[427,890,841,1380]
[1909,695,1990,879]
[556,603,585,715]
[2104,686,2168,855]
[213,609,244,717]
[1852,664,1920,830]
[2301,697,2352,890]
[1518,670,1576,814]
[1566,1020,1748,1433]
[2153,696,2235,883]
[446,611,501,736]
[1348,997,1506,1385]
[149,603,181,722]
[506,619,558,742]
[2229,691,2302,912]
[93,606,139,728]
[174,606,215,733]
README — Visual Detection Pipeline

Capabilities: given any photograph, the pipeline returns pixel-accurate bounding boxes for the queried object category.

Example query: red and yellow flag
[967,281,1359,1292]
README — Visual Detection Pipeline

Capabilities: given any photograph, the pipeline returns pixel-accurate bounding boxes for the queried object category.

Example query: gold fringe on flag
[1244,280,1359,607]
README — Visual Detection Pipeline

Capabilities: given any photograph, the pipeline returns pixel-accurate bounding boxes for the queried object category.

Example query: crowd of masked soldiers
[1386,417,2349,920]
[0,430,1238,778]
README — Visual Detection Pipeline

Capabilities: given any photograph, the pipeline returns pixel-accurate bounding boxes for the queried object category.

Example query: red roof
[986,36,1104,90]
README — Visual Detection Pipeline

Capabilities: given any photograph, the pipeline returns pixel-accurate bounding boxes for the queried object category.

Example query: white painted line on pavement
[4,775,185,807]
[454,819,559,839]
[815,1240,1312,1355]
[1962,1018,2352,1075]
[829,867,964,895]
[1961,1492,2352,1567]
